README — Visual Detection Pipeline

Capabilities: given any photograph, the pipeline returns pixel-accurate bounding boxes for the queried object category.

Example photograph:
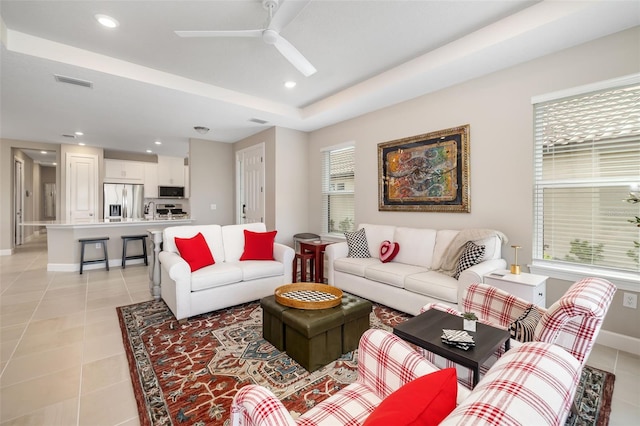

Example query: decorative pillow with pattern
[379,240,400,263]
[344,228,371,258]
[453,241,486,279]
[509,305,542,342]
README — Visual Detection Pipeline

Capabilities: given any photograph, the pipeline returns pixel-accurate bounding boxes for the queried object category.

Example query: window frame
[530,73,640,292]
[321,142,355,238]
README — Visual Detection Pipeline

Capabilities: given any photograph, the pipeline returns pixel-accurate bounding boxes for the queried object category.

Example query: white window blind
[533,78,640,278]
[322,145,355,235]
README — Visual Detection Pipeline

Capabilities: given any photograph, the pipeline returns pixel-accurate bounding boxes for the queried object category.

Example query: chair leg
[103,241,109,271]
[122,239,127,268]
[80,242,86,274]
[142,237,148,266]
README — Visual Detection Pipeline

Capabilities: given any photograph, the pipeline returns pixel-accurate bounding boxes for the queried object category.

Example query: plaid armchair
[230,328,469,426]
[421,277,616,389]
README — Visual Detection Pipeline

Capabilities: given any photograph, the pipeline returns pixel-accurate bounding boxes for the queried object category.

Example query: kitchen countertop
[21,218,194,229]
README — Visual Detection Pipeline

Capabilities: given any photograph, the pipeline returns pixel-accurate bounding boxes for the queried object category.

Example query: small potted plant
[462,312,478,332]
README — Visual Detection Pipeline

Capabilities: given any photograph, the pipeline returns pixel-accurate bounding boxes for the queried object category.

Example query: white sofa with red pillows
[325,224,508,315]
[159,223,295,320]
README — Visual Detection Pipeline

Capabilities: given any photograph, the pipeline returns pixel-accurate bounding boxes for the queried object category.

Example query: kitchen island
[27,218,195,273]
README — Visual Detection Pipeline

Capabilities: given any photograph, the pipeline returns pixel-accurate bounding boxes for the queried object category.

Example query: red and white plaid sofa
[420,277,616,389]
[231,328,582,426]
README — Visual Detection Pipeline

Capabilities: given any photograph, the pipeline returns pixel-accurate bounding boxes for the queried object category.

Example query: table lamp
[510,245,521,275]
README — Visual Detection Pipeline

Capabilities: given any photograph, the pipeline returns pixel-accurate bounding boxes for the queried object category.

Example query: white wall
[188,138,235,226]
[307,27,640,338]
[274,127,309,247]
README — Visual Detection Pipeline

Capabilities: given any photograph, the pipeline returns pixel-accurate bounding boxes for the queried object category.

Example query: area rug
[117,298,409,426]
[566,365,615,426]
[117,299,615,426]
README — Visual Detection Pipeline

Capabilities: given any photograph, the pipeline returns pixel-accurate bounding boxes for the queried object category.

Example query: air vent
[54,74,93,88]
[248,118,269,125]
[62,134,77,138]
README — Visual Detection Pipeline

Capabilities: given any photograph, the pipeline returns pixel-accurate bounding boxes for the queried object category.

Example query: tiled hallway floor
[1,233,639,425]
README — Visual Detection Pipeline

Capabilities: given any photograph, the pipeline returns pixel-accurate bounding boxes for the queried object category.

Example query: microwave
[158,186,185,198]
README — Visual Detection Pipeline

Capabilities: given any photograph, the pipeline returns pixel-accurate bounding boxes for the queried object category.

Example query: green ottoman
[282,307,345,373]
[341,294,373,353]
[260,295,289,351]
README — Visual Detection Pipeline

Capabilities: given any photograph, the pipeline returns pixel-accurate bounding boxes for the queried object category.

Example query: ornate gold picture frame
[378,125,470,212]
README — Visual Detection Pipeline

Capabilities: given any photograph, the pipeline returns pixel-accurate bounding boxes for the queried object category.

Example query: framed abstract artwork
[378,125,470,212]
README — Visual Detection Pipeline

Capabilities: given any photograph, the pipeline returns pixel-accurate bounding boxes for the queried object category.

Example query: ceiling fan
[175,0,316,77]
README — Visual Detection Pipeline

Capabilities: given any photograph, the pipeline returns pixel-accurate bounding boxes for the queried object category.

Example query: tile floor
[1,233,639,425]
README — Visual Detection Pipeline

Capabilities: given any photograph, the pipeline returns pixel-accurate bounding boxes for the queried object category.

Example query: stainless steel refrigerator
[103,183,144,220]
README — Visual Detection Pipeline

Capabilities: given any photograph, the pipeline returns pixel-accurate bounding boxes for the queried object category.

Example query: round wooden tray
[274,283,343,310]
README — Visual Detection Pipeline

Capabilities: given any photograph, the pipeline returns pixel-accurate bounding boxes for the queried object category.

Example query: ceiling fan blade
[268,0,312,32]
[174,29,262,38]
[270,32,316,77]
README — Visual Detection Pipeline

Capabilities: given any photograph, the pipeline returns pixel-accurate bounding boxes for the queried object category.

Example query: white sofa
[159,223,295,320]
[325,223,507,315]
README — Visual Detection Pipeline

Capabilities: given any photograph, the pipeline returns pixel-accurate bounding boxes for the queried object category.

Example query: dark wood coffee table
[393,309,510,387]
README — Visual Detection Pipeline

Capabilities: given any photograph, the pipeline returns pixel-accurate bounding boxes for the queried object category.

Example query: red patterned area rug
[116,298,410,426]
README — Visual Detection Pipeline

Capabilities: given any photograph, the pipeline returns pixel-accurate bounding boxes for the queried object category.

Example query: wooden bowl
[274,283,343,310]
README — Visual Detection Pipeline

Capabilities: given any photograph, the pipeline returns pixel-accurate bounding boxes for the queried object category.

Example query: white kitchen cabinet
[144,162,158,198]
[104,159,144,183]
[157,155,185,186]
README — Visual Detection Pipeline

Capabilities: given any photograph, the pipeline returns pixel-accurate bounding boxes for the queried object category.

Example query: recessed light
[95,14,119,28]
[78,142,86,146]
[284,81,297,89]
[155,141,162,145]
[146,150,152,153]
[53,163,57,166]
[75,131,84,136]
[40,151,47,154]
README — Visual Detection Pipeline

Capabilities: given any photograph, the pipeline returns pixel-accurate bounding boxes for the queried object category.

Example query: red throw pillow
[363,368,457,426]
[174,232,215,272]
[240,230,277,261]
[379,240,400,263]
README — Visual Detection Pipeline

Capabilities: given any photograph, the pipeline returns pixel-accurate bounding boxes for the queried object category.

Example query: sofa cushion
[345,228,372,258]
[222,222,267,262]
[174,232,215,272]
[240,230,277,260]
[360,224,396,259]
[363,368,457,426]
[236,260,284,281]
[453,241,486,279]
[365,263,429,288]
[379,240,400,263]
[404,271,459,304]
[393,227,437,268]
[334,257,381,277]
[474,235,501,261]
[190,263,243,291]
[163,224,225,262]
[432,230,460,270]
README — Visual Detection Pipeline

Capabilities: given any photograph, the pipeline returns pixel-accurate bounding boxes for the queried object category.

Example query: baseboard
[0,248,14,256]
[47,257,150,272]
[597,330,640,356]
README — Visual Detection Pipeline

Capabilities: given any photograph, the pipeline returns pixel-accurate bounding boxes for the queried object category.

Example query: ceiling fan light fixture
[194,126,210,134]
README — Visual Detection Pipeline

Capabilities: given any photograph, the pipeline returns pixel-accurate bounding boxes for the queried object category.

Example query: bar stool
[293,252,314,282]
[121,234,149,268]
[79,237,109,274]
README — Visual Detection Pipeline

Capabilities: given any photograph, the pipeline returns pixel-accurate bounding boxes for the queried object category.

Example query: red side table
[299,240,334,283]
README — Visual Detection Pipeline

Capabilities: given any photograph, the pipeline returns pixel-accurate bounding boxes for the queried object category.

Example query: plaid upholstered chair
[420,277,617,389]
[231,328,471,426]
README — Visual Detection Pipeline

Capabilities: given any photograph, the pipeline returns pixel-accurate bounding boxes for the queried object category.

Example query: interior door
[66,153,98,223]
[14,157,24,246]
[237,144,265,224]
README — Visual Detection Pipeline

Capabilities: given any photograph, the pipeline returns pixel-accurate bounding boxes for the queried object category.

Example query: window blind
[322,145,355,235]
[533,80,640,274]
